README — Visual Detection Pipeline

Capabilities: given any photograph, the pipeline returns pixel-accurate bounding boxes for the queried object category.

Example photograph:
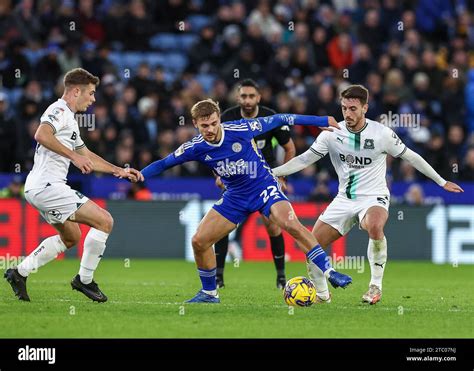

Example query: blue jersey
[141,114,328,194]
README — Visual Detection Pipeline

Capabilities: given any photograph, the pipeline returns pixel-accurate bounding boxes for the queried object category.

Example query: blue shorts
[213,178,288,225]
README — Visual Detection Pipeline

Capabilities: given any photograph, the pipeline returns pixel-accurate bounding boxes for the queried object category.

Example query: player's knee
[61,230,81,249]
[99,210,114,234]
[367,222,384,239]
[191,234,206,252]
[266,223,281,237]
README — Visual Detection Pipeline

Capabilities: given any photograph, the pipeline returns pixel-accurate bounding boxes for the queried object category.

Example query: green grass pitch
[0,260,472,338]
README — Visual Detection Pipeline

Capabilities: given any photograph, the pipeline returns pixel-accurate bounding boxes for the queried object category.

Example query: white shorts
[25,183,89,225]
[318,194,390,236]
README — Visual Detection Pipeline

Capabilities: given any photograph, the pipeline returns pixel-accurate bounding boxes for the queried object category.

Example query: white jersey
[310,119,406,198]
[25,99,85,191]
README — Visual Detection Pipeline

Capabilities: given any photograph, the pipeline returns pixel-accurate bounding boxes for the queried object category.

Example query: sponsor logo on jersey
[48,114,59,122]
[249,121,262,132]
[339,153,372,168]
[364,139,374,149]
[256,140,266,149]
[391,131,402,145]
[70,132,77,140]
[52,107,64,116]
[337,137,344,144]
[232,142,242,152]
[205,154,212,161]
[214,158,257,178]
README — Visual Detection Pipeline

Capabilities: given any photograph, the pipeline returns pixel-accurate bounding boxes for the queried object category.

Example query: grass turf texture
[1,260,472,338]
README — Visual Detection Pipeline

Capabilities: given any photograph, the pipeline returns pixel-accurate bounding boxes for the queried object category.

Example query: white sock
[307,260,330,300]
[367,237,387,290]
[202,290,218,297]
[17,235,67,277]
[79,228,108,284]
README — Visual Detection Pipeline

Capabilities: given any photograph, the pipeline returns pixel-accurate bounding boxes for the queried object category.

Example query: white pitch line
[11,298,472,313]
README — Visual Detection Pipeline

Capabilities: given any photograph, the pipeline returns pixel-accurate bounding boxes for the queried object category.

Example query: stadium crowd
[0,0,473,192]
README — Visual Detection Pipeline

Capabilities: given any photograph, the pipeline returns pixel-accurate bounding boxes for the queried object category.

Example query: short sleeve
[309,131,329,158]
[40,105,66,134]
[383,127,407,157]
[75,132,85,150]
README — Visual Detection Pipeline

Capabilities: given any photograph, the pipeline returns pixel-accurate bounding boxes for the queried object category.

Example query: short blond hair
[191,99,220,121]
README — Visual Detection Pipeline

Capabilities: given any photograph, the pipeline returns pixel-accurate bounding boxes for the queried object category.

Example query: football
[283,276,317,307]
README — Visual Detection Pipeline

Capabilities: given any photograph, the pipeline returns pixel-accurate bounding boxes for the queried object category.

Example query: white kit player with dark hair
[4,68,143,302]
[273,84,463,304]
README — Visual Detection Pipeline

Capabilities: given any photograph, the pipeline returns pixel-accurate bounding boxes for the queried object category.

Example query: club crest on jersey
[232,142,242,152]
[249,121,262,132]
[48,209,62,220]
[364,139,374,149]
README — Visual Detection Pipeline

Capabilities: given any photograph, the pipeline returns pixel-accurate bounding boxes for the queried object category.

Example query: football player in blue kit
[141,99,352,303]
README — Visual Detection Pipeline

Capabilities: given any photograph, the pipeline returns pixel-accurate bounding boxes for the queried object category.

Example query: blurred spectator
[309,182,332,202]
[0,92,18,172]
[358,9,387,58]
[403,184,425,206]
[127,182,152,200]
[0,0,470,194]
[0,175,24,198]
[327,33,353,70]
[459,147,474,181]
[123,0,154,50]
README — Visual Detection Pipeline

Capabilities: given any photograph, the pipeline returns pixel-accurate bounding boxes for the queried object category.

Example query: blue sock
[306,245,332,274]
[198,267,217,292]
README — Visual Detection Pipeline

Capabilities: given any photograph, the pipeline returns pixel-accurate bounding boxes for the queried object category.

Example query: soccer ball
[283,276,316,307]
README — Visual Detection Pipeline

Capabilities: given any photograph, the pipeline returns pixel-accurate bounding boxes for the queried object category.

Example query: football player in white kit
[273,85,463,304]
[4,68,143,302]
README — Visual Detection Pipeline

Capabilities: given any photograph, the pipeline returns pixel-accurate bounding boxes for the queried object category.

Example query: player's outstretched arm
[238,114,339,137]
[140,152,187,180]
[75,146,143,182]
[272,148,322,177]
[35,123,94,174]
[400,148,464,193]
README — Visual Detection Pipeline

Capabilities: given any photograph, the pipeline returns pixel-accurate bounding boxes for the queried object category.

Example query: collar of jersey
[204,125,225,147]
[58,98,74,114]
[346,119,368,134]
